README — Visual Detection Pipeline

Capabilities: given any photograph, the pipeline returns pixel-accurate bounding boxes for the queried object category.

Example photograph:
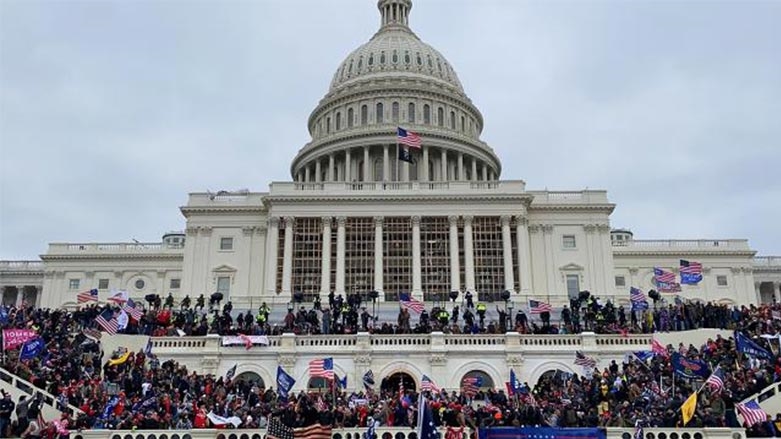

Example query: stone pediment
[559,263,584,271]
[212,264,237,273]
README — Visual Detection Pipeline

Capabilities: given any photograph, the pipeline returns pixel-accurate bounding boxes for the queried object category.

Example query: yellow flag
[681,391,697,426]
[108,351,131,366]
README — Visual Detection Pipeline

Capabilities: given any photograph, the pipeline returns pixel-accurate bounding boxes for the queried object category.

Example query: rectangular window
[220,237,234,251]
[566,274,580,300]
[98,279,109,290]
[170,279,181,289]
[217,277,231,294]
[68,279,80,290]
[562,235,577,249]
[717,275,728,287]
[614,276,626,287]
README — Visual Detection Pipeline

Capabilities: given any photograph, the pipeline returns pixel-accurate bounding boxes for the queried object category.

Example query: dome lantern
[378,0,412,29]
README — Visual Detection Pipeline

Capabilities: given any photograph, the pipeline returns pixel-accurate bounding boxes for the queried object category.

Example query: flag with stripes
[266,417,293,439]
[295,423,332,439]
[399,293,425,314]
[654,268,681,292]
[680,259,703,285]
[651,338,668,357]
[308,357,334,379]
[122,298,144,320]
[736,400,767,427]
[528,299,552,314]
[704,366,725,392]
[82,328,102,341]
[77,288,99,304]
[95,308,118,335]
[574,351,597,368]
[397,127,421,149]
[461,376,482,396]
[630,287,649,311]
[421,374,440,393]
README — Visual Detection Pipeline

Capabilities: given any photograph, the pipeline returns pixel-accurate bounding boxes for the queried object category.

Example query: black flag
[398,146,413,163]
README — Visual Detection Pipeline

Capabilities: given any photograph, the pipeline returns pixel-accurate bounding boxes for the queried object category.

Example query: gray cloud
[1,0,779,259]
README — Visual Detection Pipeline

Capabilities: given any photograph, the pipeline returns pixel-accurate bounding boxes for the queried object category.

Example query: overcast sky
[1,0,779,260]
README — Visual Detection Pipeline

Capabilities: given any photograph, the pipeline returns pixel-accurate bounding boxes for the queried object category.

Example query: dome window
[380,51,386,64]
[376,102,384,124]
[461,116,465,132]
[335,112,342,131]
[347,108,354,128]
[408,103,415,123]
[361,105,368,126]
[423,104,431,124]
[392,50,398,64]
[358,56,363,70]
[348,59,354,74]
[368,54,374,66]
[427,55,433,68]
[437,59,443,73]
[404,51,410,64]
[437,107,444,127]
[392,102,399,123]
[450,111,456,130]
[326,117,331,134]
[416,53,422,65]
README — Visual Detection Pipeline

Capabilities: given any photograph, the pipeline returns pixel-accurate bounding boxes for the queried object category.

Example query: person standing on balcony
[0,391,15,438]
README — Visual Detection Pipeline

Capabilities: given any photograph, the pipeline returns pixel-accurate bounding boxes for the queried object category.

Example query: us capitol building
[2,0,780,315]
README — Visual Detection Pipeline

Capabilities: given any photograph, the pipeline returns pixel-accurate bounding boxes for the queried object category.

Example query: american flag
[680,259,702,275]
[705,366,725,392]
[397,127,421,149]
[308,357,334,379]
[77,289,99,304]
[266,417,293,439]
[82,328,102,341]
[528,299,552,314]
[295,423,333,439]
[736,400,767,427]
[399,293,425,314]
[651,339,668,357]
[421,374,440,393]
[95,308,118,335]
[653,267,676,283]
[122,298,144,320]
[462,376,482,396]
[574,351,597,368]
[630,287,646,303]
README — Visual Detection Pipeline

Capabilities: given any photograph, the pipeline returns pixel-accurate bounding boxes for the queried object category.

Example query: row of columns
[1,286,39,307]
[295,145,496,183]
[265,215,533,298]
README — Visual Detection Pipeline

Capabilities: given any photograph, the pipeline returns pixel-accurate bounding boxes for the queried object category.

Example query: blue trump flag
[633,351,654,363]
[671,352,711,379]
[735,331,773,360]
[480,427,605,439]
[509,369,521,394]
[101,396,119,419]
[19,337,45,361]
[277,366,295,400]
[416,394,438,439]
[0,307,8,324]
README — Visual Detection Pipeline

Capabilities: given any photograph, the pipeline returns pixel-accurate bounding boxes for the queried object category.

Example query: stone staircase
[0,367,82,420]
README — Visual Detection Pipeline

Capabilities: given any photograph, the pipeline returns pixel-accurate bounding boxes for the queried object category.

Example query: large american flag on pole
[77,289,99,304]
[704,366,725,392]
[736,400,767,427]
[122,298,144,321]
[680,259,703,285]
[654,268,681,292]
[95,308,119,335]
[528,299,552,314]
[397,127,421,149]
[421,374,440,393]
[308,358,334,379]
[574,351,597,368]
[399,293,425,314]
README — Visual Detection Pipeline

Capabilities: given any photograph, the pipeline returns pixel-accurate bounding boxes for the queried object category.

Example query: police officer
[476,302,487,327]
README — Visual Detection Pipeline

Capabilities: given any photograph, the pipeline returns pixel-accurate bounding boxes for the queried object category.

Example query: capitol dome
[290,0,501,184]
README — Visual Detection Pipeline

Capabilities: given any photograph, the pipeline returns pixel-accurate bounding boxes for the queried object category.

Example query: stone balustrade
[612,239,751,250]
[754,256,781,268]
[69,427,745,439]
[268,180,526,196]
[47,243,184,254]
[0,260,44,270]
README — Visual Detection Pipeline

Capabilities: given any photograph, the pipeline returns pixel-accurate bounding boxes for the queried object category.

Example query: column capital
[500,215,512,226]
[242,226,256,236]
[185,226,199,236]
[528,224,540,233]
[283,216,295,228]
[322,217,333,228]
[463,215,473,226]
[628,267,639,275]
[583,224,597,233]
[411,215,421,226]
[268,217,280,228]
[514,215,528,227]
[336,216,347,227]
[199,226,213,236]
[597,224,611,233]
[542,224,554,234]
[448,215,459,226]
[374,216,384,227]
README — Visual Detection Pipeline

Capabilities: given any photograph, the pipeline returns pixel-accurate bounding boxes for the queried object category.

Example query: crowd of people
[0,299,780,436]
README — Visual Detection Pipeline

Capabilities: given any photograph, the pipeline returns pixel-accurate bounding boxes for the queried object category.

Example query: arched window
[437,107,444,127]
[450,111,456,129]
[348,108,354,128]
[308,377,329,392]
[235,372,265,387]
[461,370,494,393]
[368,53,374,66]
[461,116,465,132]
[357,56,363,70]
[392,102,399,123]
[404,51,410,64]
[392,50,398,64]
[380,51,386,64]
[335,112,341,131]
[423,104,431,124]
[374,158,384,181]
[376,102,384,124]
[361,105,368,125]
[408,103,415,123]
[326,117,331,134]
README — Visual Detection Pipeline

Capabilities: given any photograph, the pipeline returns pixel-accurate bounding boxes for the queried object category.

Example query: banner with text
[222,335,270,347]
[2,329,37,351]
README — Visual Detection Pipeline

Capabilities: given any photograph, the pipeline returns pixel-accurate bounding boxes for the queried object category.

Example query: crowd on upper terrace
[0,301,781,436]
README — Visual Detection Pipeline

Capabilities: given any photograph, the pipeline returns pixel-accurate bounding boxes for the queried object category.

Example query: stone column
[335,217,347,295]
[265,217,280,294]
[471,158,478,182]
[481,164,487,181]
[315,160,322,183]
[412,216,422,295]
[328,154,335,182]
[383,145,390,181]
[421,145,429,182]
[363,146,370,181]
[374,217,384,298]
[281,217,295,295]
[464,215,475,292]
[458,153,464,181]
[515,215,532,295]
[320,217,332,296]
[501,215,515,292]
[776,282,781,303]
[15,287,24,307]
[345,149,352,182]
[449,215,461,292]
[542,224,556,296]
[440,149,447,181]
[304,166,311,183]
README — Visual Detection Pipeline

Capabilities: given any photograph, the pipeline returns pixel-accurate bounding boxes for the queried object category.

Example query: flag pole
[396,139,400,183]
